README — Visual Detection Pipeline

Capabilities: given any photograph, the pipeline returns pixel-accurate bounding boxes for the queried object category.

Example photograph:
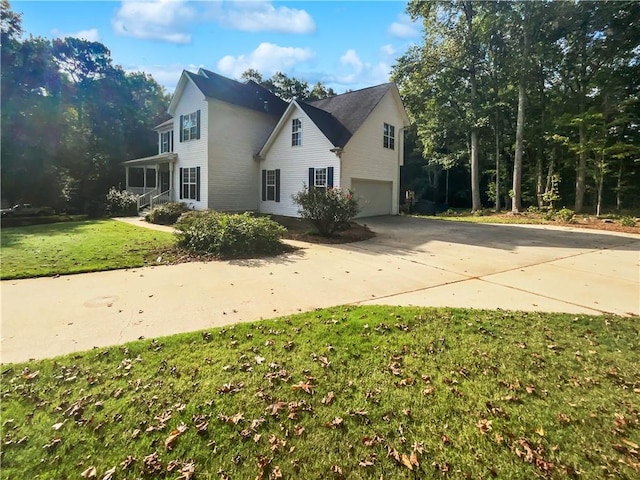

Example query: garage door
[351,179,393,217]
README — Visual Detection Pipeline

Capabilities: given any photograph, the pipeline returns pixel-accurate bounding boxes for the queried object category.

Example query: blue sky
[13,0,422,93]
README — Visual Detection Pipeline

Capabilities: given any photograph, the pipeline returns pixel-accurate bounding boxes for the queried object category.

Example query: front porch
[122,153,177,210]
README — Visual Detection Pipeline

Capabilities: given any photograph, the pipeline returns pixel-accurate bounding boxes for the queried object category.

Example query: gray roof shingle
[186,69,287,117]
[306,83,394,147]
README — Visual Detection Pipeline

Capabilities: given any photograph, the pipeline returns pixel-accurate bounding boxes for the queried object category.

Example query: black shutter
[179,168,183,199]
[196,110,201,139]
[327,167,334,188]
[308,167,314,188]
[196,166,201,201]
[170,130,174,151]
[179,115,184,142]
[261,170,267,201]
[275,169,281,202]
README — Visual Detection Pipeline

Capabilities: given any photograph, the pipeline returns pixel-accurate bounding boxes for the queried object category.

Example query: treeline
[240,69,337,102]
[393,0,640,214]
[1,1,169,212]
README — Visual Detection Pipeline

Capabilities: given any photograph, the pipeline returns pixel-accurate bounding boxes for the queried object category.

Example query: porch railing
[136,189,157,210]
[151,189,173,209]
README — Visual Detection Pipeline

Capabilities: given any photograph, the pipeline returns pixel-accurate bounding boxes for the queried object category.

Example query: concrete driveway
[1,216,638,363]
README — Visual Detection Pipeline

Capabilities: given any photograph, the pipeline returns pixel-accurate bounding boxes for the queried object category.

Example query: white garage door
[352,179,393,217]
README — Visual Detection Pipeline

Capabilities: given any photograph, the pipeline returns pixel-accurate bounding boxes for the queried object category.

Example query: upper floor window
[160,131,173,153]
[180,110,200,142]
[383,123,395,150]
[292,118,302,146]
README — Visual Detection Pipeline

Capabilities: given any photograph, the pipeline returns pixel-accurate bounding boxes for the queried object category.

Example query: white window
[292,118,302,146]
[182,111,199,141]
[266,170,276,201]
[182,167,198,200]
[160,131,173,153]
[314,167,327,189]
[383,123,395,150]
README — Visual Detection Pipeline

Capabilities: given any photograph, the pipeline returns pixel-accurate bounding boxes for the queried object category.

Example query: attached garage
[351,179,393,217]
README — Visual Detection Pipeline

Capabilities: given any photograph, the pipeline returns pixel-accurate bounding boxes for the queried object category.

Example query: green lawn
[2,306,638,479]
[0,219,176,279]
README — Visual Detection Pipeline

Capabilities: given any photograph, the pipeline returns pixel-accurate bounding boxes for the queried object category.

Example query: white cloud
[52,28,100,42]
[340,49,364,73]
[332,49,391,88]
[214,1,315,34]
[217,42,315,79]
[379,44,396,57]
[388,14,420,39]
[112,0,197,44]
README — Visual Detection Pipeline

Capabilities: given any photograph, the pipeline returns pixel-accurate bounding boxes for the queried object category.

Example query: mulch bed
[270,215,376,244]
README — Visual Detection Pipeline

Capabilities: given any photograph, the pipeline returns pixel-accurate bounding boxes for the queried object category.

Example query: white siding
[173,80,208,209]
[259,105,340,217]
[207,99,277,212]
[341,89,406,216]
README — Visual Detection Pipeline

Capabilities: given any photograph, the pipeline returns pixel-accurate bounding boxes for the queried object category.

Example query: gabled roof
[297,102,351,148]
[308,83,395,145]
[259,82,408,156]
[178,69,287,117]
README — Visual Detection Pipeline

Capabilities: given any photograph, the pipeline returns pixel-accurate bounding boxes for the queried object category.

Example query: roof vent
[264,101,269,112]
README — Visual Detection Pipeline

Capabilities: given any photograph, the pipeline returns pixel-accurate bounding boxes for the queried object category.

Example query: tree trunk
[445,168,450,206]
[574,91,587,213]
[616,160,623,211]
[470,129,481,211]
[512,14,528,214]
[512,79,526,213]
[495,112,501,212]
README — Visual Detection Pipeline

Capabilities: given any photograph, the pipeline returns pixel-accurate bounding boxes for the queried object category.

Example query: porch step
[138,208,151,218]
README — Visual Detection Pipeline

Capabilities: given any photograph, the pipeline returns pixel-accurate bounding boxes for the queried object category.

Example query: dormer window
[160,131,173,153]
[383,123,395,150]
[292,118,302,146]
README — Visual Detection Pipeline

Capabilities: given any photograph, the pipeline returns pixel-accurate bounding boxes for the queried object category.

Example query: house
[123,68,409,217]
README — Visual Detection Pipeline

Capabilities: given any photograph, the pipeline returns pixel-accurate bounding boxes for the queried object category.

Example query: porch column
[169,166,174,198]
[125,167,130,190]
[143,166,147,192]
[156,164,160,192]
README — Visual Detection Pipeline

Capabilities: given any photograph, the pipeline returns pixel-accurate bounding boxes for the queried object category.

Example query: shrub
[105,188,138,217]
[175,211,287,257]
[292,187,360,237]
[555,207,575,223]
[145,202,190,225]
[619,216,636,227]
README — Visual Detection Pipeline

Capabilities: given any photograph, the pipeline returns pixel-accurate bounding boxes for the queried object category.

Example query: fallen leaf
[52,421,65,431]
[401,454,413,470]
[101,466,116,480]
[322,391,335,405]
[330,464,342,475]
[477,419,492,434]
[291,380,314,394]
[81,466,97,478]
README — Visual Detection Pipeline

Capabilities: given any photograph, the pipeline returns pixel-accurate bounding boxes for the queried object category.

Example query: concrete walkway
[1,217,638,363]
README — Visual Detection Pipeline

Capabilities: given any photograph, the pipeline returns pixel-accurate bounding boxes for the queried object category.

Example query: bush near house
[292,187,360,237]
[105,187,138,217]
[145,202,191,225]
[175,211,287,258]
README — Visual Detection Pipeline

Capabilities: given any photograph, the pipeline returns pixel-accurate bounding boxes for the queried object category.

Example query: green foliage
[1,306,639,479]
[175,211,286,257]
[105,187,138,217]
[1,2,169,212]
[145,202,190,225]
[0,219,175,279]
[292,187,360,237]
[619,216,636,227]
[555,207,575,223]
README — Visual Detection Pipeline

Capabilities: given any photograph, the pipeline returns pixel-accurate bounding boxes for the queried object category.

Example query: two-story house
[123,69,409,217]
